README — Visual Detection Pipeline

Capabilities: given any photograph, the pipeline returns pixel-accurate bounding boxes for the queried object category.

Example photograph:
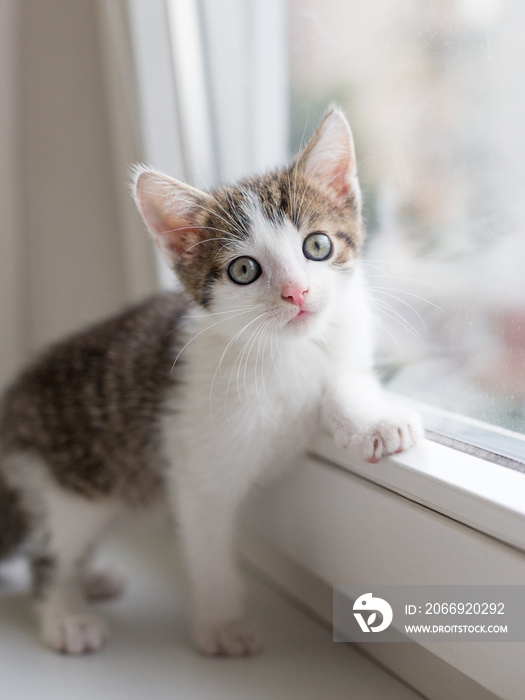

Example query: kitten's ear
[133,167,209,265]
[296,108,359,202]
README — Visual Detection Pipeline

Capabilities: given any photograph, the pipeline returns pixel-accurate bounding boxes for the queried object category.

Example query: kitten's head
[133,108,363,339]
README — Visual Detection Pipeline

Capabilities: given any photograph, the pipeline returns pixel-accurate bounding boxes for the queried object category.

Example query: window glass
[289,0,525,441]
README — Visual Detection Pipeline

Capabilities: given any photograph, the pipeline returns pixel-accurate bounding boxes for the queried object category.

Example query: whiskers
[361,260,442,360]
[170,304,263,373]
[208,309,273,423]
[171,303,283,425]
[222,313,282,425]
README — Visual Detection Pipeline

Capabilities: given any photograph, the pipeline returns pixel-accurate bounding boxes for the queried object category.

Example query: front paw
[352,406,423,463]
[42,613,109,654]
[192,619,262,657]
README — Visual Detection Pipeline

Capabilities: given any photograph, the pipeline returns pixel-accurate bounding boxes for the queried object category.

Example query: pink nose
[281,284,308,307]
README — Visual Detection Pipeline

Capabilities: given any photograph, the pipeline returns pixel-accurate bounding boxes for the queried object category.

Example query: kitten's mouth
[288,308,313,325]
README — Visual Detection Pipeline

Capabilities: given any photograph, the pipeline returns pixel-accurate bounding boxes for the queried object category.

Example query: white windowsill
[312,431,525,552]
[242,428,525,699]
[0,518,422,700]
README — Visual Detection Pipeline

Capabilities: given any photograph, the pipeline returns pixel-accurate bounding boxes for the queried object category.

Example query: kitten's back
[0,291,187,506]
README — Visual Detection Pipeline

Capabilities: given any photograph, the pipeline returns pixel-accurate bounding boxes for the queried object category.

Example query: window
[289,0,525,465]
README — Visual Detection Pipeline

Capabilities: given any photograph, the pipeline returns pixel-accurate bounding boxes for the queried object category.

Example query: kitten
[0,109,422,656]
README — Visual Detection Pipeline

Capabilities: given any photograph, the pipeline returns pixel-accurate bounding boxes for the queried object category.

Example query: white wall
[0,0,158,390]
[0,0,24,390]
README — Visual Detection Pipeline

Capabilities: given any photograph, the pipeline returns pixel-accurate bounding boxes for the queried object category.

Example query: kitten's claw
[193,620,262,657]
[42,613,109,654]
[83,568,126,601]
[351,407,423,463]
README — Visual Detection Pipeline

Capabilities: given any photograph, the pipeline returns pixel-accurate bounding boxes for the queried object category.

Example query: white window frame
[315,414,525,551]
[125,2,525,698]
[241,444,525,700]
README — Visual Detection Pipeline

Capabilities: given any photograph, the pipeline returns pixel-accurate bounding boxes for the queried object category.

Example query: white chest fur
[161,319,332,490]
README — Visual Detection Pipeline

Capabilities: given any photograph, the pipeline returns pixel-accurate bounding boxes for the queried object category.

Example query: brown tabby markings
[176,167,362,307]
[0,473,29,559]
[0,293,187,505]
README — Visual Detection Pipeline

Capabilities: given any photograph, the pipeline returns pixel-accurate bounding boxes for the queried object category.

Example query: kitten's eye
[227,256,262,285]
[303,233,333,261]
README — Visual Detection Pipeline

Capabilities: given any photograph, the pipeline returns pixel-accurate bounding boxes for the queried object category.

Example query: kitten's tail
[0,468,29,561]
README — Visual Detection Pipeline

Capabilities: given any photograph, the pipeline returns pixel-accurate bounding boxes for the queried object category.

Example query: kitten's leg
[33,482,118,654]
[172,480,260,657]
[82,568,126,601]
[323,372,423,462]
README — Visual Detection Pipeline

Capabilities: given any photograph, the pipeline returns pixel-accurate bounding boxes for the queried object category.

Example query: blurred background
[1,0,524,453]
[289,0,525,451]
